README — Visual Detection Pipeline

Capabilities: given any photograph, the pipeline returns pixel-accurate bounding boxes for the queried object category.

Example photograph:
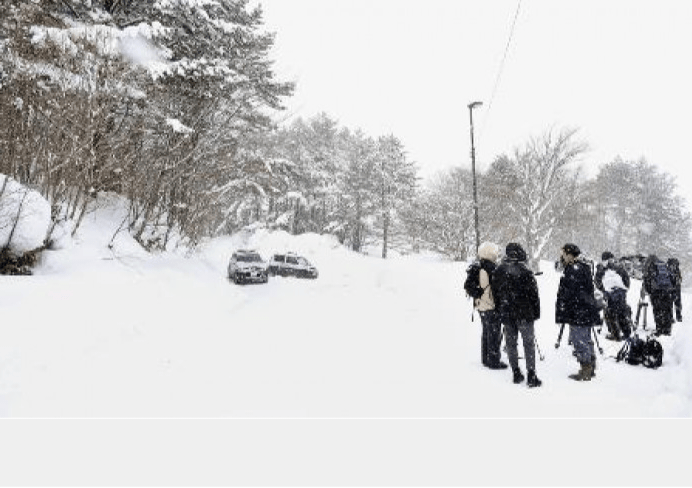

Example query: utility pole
[468,101,483,254]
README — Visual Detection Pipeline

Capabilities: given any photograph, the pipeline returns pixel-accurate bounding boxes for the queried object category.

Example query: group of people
[595,252,683,339]
[471,241,683,387]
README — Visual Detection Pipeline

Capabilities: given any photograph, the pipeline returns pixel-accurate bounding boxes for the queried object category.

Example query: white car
[227,250,269,284]
[268,252,318,279]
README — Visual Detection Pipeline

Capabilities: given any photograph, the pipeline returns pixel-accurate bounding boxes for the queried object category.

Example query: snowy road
[0,231,690,417]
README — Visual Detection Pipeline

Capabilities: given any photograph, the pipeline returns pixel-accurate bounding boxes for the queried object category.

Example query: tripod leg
[592,326,604,355]
[535,335,544,361]
[555,323,565,349]
[643,304,648,330]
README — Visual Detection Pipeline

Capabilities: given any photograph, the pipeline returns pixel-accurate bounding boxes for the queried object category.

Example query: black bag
[642,336,663,368]
[464,263,484,299]
[616,334,663,368]
[651,261,674,292]
[616,335,645,365]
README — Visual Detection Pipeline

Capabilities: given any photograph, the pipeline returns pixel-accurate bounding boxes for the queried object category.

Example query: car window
[297,257,309,266]
[237,254,261,262]
[274,255,285,263]
[286,256,298,265]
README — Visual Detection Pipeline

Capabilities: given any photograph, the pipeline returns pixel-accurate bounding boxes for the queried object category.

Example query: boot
[569,362,593,381]
[527,370,542,388]
[487,360,509,370]
[512,367,525,384]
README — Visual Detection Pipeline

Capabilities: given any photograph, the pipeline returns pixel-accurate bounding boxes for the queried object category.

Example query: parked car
[268,252,319,279]
[227,249,269,284]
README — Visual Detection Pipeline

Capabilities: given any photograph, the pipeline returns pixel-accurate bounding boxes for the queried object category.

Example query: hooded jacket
[491,243,540,322]
[475,242,499,312]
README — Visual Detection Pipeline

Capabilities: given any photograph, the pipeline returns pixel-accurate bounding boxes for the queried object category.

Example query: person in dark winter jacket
[474,242,508,370]
[555,243,600,381]
[594,251,632,341]
[667,257,683,323]
[491,242,542,387]
[643,254,675,336]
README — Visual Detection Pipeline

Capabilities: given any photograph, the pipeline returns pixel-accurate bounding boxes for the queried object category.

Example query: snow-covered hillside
[0,196,690,417]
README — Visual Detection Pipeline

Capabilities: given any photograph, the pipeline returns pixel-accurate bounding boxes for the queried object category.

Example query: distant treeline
[0,1,689,278]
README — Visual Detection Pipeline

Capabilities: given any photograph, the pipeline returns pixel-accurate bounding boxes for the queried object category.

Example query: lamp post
[468,101,483,254]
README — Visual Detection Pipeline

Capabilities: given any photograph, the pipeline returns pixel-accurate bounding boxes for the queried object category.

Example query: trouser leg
[570,325,594,364]
[480,313,490,365]
[610,290,631,338]
[518,320,536,371]
[651,292,674,334]
[485,311,503,365]
[504,321,520,370]
[673,289,682,321]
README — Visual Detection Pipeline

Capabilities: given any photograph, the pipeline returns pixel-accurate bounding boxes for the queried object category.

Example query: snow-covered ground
[1,197,690,418]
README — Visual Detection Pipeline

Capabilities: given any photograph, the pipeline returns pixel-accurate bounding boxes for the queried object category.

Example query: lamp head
[468,101,483,110]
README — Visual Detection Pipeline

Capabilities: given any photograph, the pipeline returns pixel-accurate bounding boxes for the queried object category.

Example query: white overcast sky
[258,0,692,187]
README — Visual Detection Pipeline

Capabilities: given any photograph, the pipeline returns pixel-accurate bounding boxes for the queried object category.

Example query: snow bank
[0,175,51,253]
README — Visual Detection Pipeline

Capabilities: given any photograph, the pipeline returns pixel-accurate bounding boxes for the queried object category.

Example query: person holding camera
[594,251,632,341]
[556,243,601,381]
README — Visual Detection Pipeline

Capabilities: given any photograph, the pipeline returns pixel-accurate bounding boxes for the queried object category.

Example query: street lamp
[468,101,483,254]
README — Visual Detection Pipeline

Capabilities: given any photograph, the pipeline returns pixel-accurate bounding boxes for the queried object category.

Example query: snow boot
[488,360,508,370]
[512,367,524,384]
[569,362,593,381]
[527,370,542,388]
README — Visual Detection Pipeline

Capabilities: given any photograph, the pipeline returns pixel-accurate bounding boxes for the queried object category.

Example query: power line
[479,0,522,141]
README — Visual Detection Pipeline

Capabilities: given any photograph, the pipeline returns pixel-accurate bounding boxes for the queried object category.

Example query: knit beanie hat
[562,243,581,257]
[505,242,527,262]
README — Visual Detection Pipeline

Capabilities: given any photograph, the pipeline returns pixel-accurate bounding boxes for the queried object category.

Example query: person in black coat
[667,257,683,323]
[556,243,600,381]
[643,254,675,336]
[491,242,542,387]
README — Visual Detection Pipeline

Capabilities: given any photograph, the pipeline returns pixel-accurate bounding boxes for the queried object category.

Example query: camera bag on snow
[464,262,485,299]
[616,334,663,368]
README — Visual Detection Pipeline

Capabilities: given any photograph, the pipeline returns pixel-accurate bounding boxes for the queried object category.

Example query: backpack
[642,337,663,368]
[616,334,663,368]
[651,261,674,292]
[464,263,485,300]
[616,334,646,365]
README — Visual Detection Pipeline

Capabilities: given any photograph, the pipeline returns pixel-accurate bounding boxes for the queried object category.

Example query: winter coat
[491,255,540,323]
[668,259,682,289]
[475,260,496,312]
[555,260,601,326]
[594,260,630,292]
[643,254,674,296]
[475,242,500,312]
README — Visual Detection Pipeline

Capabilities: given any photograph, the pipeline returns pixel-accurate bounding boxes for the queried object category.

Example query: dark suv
[268,253,318,279]
[227,250,269,284]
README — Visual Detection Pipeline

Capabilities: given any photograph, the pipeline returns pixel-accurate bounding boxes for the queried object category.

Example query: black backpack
[464,262,484,300]
[617,334,663,368]
[651,261,674,292]
[642,337,664,368]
